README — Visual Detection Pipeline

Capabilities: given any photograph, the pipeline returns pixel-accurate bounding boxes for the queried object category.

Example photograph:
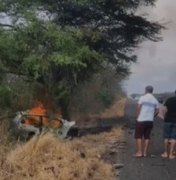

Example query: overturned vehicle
[13,102,75,139]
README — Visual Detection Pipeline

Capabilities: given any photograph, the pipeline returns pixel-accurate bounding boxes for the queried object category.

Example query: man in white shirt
[134,85,159,157]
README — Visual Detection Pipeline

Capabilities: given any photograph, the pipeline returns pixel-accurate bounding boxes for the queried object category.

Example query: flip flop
[133,154,143,158]
[169,155,175,160]
[161,153,168,158]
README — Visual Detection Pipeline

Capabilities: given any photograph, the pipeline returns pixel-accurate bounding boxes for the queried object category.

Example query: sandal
[133,153,143,158]
[169,155,175,160]
[161,153,168,158]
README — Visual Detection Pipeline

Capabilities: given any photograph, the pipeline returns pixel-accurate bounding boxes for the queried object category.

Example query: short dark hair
[145,85,153,93]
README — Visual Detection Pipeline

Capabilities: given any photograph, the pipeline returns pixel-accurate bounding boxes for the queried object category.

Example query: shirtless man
[161,90,176,159]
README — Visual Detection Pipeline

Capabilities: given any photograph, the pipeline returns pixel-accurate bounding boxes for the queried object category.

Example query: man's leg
[161,139,169,158]
[143,139,150,157]
[143,122,153,156]
[169,139,176,159]
[134,122,143,157]
[169,124,176,159]
[161,122,170,158]
[134,138,143,157]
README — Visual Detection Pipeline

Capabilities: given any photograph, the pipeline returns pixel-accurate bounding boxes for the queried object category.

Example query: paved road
[117,99,176,180]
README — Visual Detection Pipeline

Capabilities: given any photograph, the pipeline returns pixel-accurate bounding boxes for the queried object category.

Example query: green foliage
[69,67,124,116]
[0,0,163,113]
[0,60,6,82]
[0,20,103,109]
[98,90,114,107]
[0,84,12,108]
[23,0,162,75]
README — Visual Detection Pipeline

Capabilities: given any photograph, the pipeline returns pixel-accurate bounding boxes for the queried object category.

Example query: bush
[98,90,114,107]
[0,84,12,108]
[68,68,125,121]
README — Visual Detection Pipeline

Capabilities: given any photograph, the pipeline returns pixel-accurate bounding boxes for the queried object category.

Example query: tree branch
[0,23,19,31]
[0,23,14,28]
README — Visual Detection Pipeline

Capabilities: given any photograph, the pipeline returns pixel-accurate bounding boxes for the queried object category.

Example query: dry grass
[0,121,12,159]
[74,98,127,128]
[100,98,127,118]
[0,96,126,180]
[0,125,123,180]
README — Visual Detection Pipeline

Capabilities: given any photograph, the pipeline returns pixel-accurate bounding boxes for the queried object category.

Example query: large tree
[0,0,163,111]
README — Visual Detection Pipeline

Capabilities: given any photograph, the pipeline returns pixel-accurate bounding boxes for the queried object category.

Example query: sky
[124,0,176,95]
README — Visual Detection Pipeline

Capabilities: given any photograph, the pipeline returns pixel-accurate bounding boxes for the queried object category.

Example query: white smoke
[125,0,176,94]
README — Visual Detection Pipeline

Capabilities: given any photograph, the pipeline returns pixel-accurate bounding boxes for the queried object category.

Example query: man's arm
[154,100,160,118]
[162,99,169,118]
[136,104,142,119]
[154,107,159,118]
[162,106,167,118]
[136,96,143,120]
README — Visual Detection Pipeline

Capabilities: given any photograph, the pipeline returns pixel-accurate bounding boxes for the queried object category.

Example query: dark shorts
[135,121,153,139]
[163,122,176,139]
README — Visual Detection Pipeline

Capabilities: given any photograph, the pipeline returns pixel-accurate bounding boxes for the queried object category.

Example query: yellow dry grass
[100,98,127,118]
[75,98,127,128]
[0,124,123,180]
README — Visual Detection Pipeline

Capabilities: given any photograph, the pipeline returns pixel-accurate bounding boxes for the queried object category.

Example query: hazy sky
[124,0,176,94]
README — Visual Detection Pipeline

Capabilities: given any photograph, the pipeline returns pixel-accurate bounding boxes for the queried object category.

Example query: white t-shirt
[137,93,159,122]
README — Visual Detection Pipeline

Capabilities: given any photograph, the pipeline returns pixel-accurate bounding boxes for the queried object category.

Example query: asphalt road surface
[117,98,176,180]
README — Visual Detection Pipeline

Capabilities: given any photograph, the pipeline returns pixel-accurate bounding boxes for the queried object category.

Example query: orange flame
[22,100,63,128]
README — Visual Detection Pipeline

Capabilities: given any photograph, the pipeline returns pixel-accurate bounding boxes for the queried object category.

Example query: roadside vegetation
[0,120,123,180]
[0,0,162,116]
[0,0,163,179]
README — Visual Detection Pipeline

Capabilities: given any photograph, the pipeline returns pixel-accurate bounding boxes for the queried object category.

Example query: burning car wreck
[13,101,75,139]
